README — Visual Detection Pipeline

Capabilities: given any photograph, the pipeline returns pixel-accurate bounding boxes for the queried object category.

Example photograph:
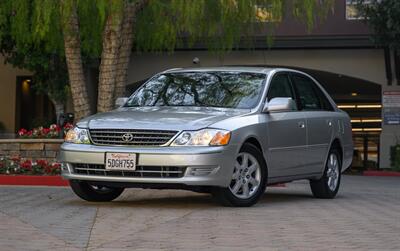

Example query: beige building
[0,55,30,132]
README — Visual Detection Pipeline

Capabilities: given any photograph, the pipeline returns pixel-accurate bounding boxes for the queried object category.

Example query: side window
[292,74,322,110]
[267,74,295,102]
[313,85,334,111]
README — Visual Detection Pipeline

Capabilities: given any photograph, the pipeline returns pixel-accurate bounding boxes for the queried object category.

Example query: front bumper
[59,143,238,187]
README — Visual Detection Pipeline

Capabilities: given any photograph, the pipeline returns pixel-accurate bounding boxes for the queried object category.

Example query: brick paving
[0,175,399,251]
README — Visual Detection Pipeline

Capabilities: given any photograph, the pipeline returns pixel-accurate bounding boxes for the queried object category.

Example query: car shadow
[65,189,316,209]
[258,191,314,204]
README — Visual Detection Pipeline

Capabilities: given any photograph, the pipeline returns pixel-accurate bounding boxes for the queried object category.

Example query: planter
[0,138,63,162]
[0,175,69,186]
[363,170,400,177]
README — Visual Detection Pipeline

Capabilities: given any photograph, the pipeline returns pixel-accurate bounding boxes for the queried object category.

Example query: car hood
[77,106,251,131]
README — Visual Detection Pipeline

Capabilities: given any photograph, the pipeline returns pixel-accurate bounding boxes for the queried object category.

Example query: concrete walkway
[0,175,399,251]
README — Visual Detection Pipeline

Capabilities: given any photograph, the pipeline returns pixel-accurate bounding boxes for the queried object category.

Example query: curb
[363,171,400,177]
[0,175,69,186]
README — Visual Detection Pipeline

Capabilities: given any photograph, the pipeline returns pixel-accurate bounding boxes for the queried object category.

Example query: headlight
[171,129,231,146]
[65,127,90,144]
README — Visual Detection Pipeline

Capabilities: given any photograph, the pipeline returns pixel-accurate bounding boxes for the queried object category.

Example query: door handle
[298,121,305,128]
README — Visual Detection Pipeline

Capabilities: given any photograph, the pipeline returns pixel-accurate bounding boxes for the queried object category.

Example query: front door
[265,73,308,178]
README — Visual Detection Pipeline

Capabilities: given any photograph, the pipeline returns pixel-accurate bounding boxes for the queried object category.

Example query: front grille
[72,164,186,178]
[89,129,178,146]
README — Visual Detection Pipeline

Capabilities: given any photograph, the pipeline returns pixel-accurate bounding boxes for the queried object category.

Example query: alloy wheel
[326,153,339,191]
[229,152,261,199]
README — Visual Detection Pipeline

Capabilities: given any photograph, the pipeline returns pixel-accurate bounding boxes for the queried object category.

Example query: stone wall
[0,139,63,162]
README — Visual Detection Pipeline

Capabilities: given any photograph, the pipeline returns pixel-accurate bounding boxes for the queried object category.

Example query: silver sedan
[60,67,353,206]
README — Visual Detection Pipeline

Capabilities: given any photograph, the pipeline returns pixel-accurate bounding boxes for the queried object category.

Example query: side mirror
[115,97,128,108]
[263,97,296,113]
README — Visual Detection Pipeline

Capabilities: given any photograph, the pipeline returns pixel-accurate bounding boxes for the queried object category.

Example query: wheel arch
[330,138,343,166]
[240,137,269,176]
[242,136,264,153]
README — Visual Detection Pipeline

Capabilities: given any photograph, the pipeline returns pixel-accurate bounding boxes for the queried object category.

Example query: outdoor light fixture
[338,105,356,109]
[351,128,382,132]
[338,104,382,109]
[357,104,382,109]
[350,119,382,123]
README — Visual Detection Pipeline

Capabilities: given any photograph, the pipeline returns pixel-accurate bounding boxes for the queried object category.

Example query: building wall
[0,55,31,132]
[127,49,386,85]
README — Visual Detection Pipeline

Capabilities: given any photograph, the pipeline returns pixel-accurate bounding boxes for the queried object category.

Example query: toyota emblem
[122,133,134,142]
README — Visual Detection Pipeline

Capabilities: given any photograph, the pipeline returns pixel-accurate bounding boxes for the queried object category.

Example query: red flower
[42,128,51,135]
[18,128,27,136]
[26,130,33,136]
[52,162,61,168]
[37,159,48,167]
[20,160,32,170]
[63,123,73,130]
[50,124,61,132]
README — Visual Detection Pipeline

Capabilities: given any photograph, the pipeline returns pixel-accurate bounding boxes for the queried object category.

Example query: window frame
[345,0,371,20]
[265,72,298,111]
[290,72,334,112]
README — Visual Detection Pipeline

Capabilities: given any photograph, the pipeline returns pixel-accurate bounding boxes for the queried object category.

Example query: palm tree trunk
[114,0,149,99]
[97,6,124,113]
[61,0,91,121]
[50,98,65,124]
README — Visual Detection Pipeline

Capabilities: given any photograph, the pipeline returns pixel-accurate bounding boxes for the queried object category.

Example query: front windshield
[125,71,266,109]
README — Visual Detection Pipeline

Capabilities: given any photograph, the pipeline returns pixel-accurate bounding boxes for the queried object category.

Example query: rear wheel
[69,180,124,202]
[213,143,267,207]
[310,148,341,199]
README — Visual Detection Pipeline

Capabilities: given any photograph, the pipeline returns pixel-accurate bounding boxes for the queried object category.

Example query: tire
[69,180,124,202]
[212,143,267,207]
[310,148,341,199]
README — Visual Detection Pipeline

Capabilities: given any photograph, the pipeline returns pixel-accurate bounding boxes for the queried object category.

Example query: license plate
[105,153,136,171]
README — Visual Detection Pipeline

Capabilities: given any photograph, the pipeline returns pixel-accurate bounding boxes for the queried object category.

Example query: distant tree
[357,0,400,52]
[0,7,68,121]
[0,0,334,121]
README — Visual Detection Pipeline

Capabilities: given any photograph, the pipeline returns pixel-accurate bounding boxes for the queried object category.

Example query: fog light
[187,166,219,176]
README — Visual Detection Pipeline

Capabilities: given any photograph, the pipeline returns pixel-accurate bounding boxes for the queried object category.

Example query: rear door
[265,72,308,178]
[290,73,334,174]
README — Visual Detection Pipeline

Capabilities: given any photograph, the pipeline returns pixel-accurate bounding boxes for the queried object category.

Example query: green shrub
[390,144,400,171]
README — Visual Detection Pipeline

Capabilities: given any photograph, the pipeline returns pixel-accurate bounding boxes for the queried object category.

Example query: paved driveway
[0,175,399,251]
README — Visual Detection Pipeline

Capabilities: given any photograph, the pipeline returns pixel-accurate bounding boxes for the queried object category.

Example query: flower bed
[0,156,68,186]
[0,156,60,175]
[18,123,73,139]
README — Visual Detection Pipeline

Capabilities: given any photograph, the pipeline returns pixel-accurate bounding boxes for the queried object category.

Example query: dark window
[313,85,334,111]
[292,74,322,110]
[267,74,295,101]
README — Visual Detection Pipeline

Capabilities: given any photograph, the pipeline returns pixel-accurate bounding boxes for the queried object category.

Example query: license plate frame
[105,152,137,171]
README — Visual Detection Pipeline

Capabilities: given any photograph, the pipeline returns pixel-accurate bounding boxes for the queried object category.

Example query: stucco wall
[127,49,387,85]
[0,55,31,132]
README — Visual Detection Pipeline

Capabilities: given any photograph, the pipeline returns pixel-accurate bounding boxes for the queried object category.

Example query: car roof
[162,66,277,74]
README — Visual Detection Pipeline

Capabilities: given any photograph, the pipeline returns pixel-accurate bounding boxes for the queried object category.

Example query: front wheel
[69,180,124,202]
[212,143,267,207]
[310,148,341,199]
